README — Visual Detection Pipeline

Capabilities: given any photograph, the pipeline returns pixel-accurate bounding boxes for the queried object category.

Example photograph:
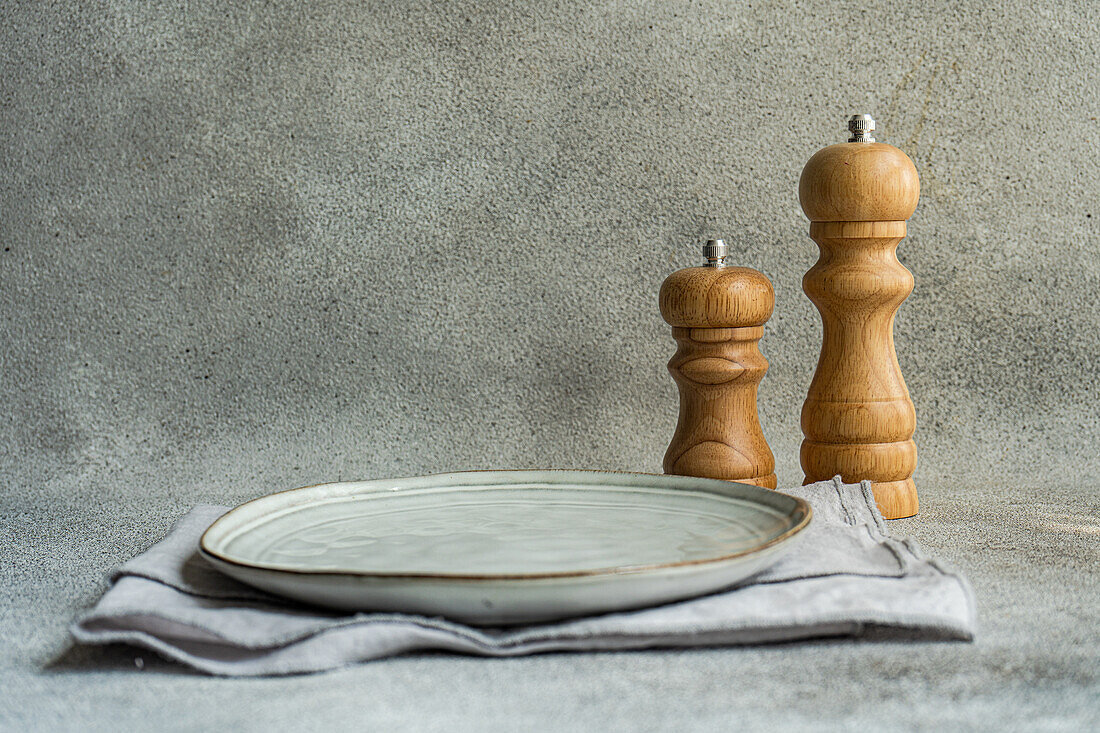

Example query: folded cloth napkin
[71,477,976,676]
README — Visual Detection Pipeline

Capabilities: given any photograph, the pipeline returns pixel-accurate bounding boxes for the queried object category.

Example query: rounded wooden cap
[659,266,774,328]
[799,142,920,222]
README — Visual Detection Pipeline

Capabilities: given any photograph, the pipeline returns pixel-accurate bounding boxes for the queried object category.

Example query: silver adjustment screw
[703,239,728,268]
[848,114,876,143]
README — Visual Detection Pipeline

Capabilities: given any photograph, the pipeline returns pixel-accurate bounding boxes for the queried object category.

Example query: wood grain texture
[799,142,921,519]
[660,267,776,489]
[798,143,919,222]
[658,266,774,328]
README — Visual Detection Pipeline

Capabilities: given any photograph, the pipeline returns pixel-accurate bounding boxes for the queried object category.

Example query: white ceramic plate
[200,470,811,625]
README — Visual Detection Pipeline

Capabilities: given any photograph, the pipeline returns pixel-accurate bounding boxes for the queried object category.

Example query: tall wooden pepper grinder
[660,240,777,489]
[799,114,921,518]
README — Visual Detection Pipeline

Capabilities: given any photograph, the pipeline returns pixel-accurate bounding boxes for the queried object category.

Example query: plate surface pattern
[225,487,789,574]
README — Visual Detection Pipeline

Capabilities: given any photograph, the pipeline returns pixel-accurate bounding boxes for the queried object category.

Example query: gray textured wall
[3,0,1098,517]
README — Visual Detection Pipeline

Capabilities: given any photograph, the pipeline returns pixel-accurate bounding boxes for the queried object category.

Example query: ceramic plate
[200,470,811,625]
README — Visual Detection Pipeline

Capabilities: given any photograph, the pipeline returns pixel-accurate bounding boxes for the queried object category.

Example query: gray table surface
[4,477,1097,732]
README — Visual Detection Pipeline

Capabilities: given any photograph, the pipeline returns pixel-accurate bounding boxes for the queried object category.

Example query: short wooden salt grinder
[659,241,777,489]
[799,115,921,518]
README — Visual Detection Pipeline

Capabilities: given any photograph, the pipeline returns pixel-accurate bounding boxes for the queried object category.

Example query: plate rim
[199,469,812,582]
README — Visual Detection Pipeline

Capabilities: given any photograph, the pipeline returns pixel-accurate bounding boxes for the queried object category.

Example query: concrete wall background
[3,0,1098,516]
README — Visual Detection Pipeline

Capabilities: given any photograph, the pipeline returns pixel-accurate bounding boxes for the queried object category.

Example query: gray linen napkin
[71,477,976,676]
